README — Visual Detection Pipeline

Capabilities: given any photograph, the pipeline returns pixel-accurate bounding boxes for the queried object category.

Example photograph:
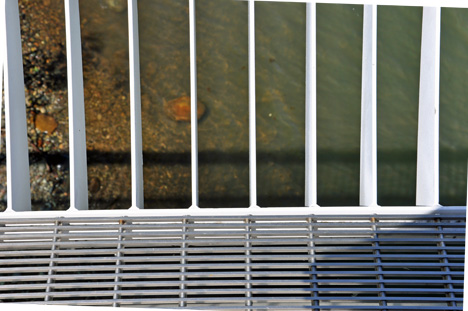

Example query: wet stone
[88,177,101,194]
[35,113,58,133]
[100,0,126,13]
[163,96,206,122]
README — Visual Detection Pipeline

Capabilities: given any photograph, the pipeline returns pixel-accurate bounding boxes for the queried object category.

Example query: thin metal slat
[26,301,463,310]
[248,0,257,208]
[0,244,460,254]
[0,218,463,230]
[189,0,199,208]
[0,220,463,231]
[1,261,462,274]
[0,270,462,283]
[128,0,144,209]
[0,279,462,290]
[32,306,466,311]
[0,252,463,265]
[305,1,317,207]
[0,287,462,298]
[2,0,31,212]
[416,6,440,206]
[0,236,464,249]
[0,275,462,285]
[1,247,464,259]
[0,227,464,239]
[360,4,377,207]
[64,0,88,210]
[0,291,462,302]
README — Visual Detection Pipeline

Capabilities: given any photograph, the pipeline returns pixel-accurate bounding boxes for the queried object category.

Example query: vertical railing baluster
[2,0,31,212]
[128,0,144,209]
[248,0,257,208]
[0,3,3,155]
[360,4,377,207]
[189,0,199,208]
[416,7,440,206]
[64,0,88,210]
[305,1,317,207]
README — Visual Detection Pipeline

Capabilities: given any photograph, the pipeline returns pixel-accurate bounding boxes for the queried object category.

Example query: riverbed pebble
[35,113,58,133]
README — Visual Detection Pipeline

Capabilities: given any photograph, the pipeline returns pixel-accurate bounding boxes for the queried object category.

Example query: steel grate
[0,214,464,310]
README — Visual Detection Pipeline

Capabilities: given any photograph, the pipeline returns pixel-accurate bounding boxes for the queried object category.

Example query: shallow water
[78,1,468,208]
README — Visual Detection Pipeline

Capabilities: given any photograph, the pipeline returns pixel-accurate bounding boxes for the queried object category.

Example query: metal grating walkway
[0,214,464,310]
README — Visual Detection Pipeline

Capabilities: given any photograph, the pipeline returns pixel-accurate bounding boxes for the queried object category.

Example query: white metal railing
[0,0,466,216]
[0,0,467,308]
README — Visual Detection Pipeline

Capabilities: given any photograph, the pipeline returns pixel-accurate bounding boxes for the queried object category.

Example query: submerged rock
[164,96,206,122]
[88,177,101,194]
[100,0,126,13]
[35,113,58,133]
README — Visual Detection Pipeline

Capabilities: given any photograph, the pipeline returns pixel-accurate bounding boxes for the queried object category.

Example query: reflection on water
[75,1,468,208]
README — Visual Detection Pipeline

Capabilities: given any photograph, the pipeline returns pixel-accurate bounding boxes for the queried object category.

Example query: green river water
[79,1,468,208]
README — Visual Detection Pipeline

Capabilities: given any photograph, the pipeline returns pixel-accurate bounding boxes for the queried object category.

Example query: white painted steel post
[0,1,3,154]
[0,65,2,155]
[305,1,317,207]
[189,0,199,208]
[128,0,144,209]
[64,0,88,210]
[248,0,257,208]
[359,5,377,207]
[416,7,440,206]
[2,0,31,212]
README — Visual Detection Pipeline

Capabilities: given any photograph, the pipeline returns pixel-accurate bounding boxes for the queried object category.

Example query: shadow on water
[3,147,464,209]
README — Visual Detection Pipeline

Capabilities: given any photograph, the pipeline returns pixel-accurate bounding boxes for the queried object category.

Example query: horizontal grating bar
[0,278,463,286]
[241,0,468,8]
[17,299,462,311]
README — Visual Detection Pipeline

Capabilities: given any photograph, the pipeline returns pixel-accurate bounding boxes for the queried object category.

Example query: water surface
[78,1,468,208]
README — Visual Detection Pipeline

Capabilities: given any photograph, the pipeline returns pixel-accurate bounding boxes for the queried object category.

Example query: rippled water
[80,1,468,208]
